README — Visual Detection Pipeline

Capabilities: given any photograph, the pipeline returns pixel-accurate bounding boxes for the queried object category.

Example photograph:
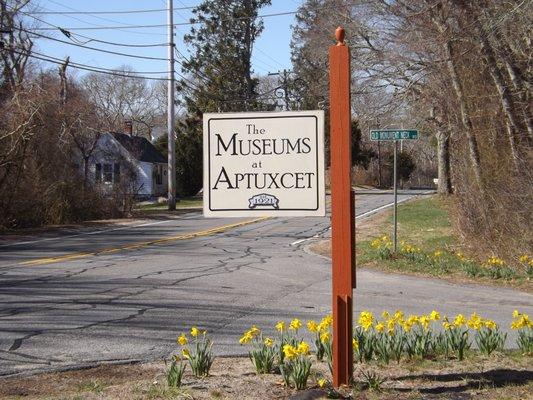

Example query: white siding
[138,162,153,196]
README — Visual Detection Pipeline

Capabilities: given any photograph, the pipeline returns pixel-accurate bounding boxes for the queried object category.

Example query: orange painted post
[329,26,355,387]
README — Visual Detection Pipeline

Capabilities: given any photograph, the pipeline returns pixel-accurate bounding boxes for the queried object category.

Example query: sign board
[370,129,419,141]
[203,111,325,217]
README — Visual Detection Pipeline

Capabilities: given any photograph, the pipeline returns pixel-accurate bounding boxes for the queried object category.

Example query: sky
[25,0,304,82]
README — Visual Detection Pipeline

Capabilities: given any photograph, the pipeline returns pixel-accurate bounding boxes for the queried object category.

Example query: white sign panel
[203,111,325,217]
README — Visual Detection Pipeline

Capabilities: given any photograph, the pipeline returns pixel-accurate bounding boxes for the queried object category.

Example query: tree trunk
[475,21,522,168]
[443,39,483,188]
[502,56,533,142]
[83,155,89,189]
[436,126,452,195]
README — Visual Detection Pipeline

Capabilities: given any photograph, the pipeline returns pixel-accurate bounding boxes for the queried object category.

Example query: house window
[95,163,102,182]
[103,163,113,183]
[155,164,163,185]
[113,163,120,183]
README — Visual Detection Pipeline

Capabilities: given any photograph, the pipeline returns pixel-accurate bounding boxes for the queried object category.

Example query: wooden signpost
[329,27,355,387]
[202,26,356,388]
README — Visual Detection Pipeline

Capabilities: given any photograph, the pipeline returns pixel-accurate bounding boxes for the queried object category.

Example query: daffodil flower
[177,333,188,346]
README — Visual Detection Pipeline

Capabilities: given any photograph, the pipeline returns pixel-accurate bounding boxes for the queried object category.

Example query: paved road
[0,190,531,377]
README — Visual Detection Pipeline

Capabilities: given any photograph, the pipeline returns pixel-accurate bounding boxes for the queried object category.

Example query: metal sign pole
[329,26,355,387]
[393,140,398,253]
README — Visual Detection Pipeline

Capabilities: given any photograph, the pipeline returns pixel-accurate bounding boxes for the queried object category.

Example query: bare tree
[0,0,32,96]
[82,67,165,141]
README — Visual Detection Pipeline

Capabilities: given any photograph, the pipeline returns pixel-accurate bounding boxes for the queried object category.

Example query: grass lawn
[312,196,532,290]
[135,197,203,212]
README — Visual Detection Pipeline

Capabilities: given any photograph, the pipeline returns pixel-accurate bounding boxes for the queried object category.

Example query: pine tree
[180,0,272,113]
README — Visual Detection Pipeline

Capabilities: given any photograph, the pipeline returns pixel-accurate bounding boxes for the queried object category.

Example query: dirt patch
[0,354,530,399]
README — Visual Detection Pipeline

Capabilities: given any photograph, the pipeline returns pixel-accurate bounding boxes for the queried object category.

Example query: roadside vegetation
[358,196,532,288]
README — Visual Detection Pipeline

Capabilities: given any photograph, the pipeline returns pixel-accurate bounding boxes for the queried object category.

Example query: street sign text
[370,129,419,141]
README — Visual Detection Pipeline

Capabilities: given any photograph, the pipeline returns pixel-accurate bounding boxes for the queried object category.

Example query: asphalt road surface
[0,190,531,377]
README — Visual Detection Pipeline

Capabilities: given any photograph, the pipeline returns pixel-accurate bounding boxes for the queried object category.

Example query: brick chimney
[124,120,133,136]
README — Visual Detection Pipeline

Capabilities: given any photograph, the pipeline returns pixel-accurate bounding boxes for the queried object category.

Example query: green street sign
[370,129,419,141]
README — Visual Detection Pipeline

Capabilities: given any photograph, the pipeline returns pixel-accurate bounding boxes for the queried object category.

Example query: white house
[88,124,168,199]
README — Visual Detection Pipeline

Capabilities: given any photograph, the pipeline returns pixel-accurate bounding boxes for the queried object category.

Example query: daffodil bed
[2,312,531,400]
[312,196,533,289]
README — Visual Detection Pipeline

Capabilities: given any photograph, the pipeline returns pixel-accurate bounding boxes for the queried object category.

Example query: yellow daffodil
[519,255,529,263]
[381,310,390,319]
[320,331,330,343]
[511,312,532,329]
[453,314,466,327]
[190,326,200,337]
[467,313,483,330]
[484,319,497,330]
[275,321,286,332]
[177,333,188,346]
[182,348,191,359]
[387,318,396,334]
[419,315,431,330]
[283,344,298,360]
[289,318,302,331]
[297,341,310,355]
[434,250,442,258]
[358,311,374,331]
[264,337,274,347]
[375,322,385,333]
[249,325,260,337]
[307,320,319,333]
[352,338,359,351]
[317,378,327,388]
[486,256,505,267]
[513,310,520,318]
[429,310,440,321]
[442,316,453,330]
[239,331,253,344]
[318,315,333,331]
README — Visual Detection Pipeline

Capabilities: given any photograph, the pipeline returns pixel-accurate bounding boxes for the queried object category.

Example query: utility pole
[167,0,176,210]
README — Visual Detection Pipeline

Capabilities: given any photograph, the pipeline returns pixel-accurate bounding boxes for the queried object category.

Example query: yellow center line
[19,217,268,266]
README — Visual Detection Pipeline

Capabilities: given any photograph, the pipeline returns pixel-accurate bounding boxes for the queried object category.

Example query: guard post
[329,26,355,387]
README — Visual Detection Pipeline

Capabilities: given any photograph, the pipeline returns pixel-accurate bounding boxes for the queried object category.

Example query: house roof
[112,132,166,164]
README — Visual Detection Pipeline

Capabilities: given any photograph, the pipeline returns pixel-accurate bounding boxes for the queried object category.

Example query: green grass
[77,379,107,394]
[358,196,531,284]
[136,197,203,211]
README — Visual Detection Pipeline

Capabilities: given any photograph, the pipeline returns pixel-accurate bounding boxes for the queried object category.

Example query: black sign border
[207,115,321,212]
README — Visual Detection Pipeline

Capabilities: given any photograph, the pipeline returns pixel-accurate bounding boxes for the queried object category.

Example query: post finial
[335,26,345,46]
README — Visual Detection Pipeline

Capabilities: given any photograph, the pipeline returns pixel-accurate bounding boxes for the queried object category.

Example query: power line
[32,10,301,31]
[16,9,168,46]
[13,46,168,75]
[10,48,171,81]
[16,27,169,61]
[255,46,286,68]
[40,0,172,37]
[27,7,195,15]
